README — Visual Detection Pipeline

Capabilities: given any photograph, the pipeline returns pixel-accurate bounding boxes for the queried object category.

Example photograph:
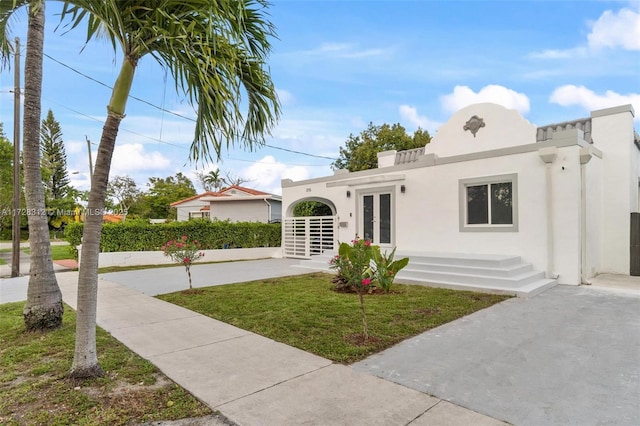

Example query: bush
[64,219,281,254]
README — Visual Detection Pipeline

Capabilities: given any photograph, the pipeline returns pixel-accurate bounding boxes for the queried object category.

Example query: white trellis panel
[283,216,336,258]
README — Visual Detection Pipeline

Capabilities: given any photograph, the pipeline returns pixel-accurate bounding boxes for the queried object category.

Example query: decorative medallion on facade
[463,115,485,138]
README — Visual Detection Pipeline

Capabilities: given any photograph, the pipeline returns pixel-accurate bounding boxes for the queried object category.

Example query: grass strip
[158,272,511,364]
[0,302,211,425]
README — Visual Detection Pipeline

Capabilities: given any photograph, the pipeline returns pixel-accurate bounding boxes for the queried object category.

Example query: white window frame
[188,211,210,220]
[459,173,518,232]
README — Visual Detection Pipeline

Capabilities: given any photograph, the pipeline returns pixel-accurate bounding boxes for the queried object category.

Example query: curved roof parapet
[536,118,592,144]
[395,147,425,165]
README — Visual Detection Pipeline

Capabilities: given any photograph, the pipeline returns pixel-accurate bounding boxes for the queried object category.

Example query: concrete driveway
[353,283,640,426]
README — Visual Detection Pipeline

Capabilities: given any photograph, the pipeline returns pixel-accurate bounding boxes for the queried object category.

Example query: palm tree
[0,1,64,331]
[60,0,280,378]
[202,169,223,192]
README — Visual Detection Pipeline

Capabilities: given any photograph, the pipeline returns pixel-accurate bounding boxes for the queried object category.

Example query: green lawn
[19,244,75,261]
[158,272,511,363]
[0,302,211,425]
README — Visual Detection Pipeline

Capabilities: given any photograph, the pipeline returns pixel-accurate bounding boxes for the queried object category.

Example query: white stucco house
[171,185,282,223]
[282,103,639,295]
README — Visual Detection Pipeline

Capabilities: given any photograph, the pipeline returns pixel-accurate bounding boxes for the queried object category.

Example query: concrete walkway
[1,259,507,425]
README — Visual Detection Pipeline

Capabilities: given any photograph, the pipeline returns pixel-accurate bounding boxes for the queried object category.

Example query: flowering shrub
[329,238,409,343]
[329,238,374,292]
[162,235,205,290]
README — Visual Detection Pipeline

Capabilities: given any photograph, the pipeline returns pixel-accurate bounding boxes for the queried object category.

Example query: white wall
[211,200,269,223]
[282,103,636,282]
[175,199,208,221]
[591,105,636,274]
[78,247,282,268]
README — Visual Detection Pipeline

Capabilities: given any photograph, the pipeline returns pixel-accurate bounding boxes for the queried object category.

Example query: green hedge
[64,219,281,253]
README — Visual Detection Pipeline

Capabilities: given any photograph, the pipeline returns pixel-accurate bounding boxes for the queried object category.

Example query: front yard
[158,272,511,363]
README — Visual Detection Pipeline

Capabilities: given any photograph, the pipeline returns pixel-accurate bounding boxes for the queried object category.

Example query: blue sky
[0,0,639,195]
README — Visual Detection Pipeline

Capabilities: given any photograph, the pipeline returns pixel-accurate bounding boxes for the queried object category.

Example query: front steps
[294,251,556,297]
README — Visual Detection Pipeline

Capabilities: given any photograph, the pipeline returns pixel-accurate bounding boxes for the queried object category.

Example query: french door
[360,191,392,245]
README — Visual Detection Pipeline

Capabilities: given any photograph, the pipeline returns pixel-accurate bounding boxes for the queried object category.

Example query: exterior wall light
[346,190,351,198]
[400,185,406,193]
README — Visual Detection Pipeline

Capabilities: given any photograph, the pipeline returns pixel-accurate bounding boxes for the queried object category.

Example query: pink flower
[364,240,371,247]
[161,246,166,251]
[183,257,190,263]
[176,242,184,248]
[388,270,393,275]
[182,235,188,241]
[167,241,172,246]
[362,278,371,286]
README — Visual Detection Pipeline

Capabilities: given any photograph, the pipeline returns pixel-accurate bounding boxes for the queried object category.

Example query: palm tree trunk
[69,58,135,378]
[21,2,63,331]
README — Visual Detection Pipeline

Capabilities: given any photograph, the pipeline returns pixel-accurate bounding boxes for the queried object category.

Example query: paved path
[353,281,640,426]
[53,266,504,426]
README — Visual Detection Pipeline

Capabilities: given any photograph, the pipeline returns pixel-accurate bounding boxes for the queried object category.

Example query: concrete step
[397,268,546,288]
[404,260,533,277]
[294,251,556,297]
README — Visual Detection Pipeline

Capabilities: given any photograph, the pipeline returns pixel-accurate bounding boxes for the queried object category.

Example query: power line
[42,97,331,167]
[43,52,339,162]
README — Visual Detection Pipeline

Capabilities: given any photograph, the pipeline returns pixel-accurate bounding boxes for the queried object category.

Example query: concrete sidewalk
[50,270,506,426]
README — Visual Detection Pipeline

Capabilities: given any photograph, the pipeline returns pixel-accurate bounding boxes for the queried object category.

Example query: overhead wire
[42,52,339,163]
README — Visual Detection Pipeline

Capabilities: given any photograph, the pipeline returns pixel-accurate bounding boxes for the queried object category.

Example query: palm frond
[0,0,30,68]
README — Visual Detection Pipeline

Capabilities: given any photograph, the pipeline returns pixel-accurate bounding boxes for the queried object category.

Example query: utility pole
[11,37,21,277]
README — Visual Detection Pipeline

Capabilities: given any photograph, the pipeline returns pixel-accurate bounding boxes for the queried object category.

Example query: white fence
[283,216,336,258]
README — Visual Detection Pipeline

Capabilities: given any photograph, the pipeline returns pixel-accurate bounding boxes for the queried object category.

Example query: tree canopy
[140,172,196,219]
[332,123,431,172]
[40,109,71,200]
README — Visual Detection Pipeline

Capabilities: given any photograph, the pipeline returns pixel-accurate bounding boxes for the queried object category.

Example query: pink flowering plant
[162,235,205,290]
[329,238,376,341]
[329,237,410,342]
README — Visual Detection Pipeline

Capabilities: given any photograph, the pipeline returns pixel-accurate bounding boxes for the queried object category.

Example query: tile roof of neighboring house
[171,186,275,207]
[102,214,123,223]
[219,185,271,196]
[170,191,222,207]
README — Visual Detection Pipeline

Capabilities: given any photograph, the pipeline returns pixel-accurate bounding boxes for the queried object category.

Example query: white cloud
[440,85,531,115]
[241,155,312,195]
[528,6,640,60]
[398,105,441,132]
[110,143,172,176]
[528,47,588,60]
[587,7,640,51]
[276,89,295,106]
[301,42,391,59]
[549,85,640,118]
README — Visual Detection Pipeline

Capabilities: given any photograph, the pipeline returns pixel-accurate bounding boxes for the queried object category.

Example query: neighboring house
[102,214,123,223]
[171,185,282,223]
[281,103,640,287]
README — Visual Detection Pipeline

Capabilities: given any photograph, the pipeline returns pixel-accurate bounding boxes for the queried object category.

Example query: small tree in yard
[330,238,410,343]
[163,236,204,291]
[330,239,376,342]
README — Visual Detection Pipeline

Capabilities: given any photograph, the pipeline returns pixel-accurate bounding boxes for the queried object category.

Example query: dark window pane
[467,185,488,224]
[491,182,513,224]
[379,193,391,244]
[363,195,373,241]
